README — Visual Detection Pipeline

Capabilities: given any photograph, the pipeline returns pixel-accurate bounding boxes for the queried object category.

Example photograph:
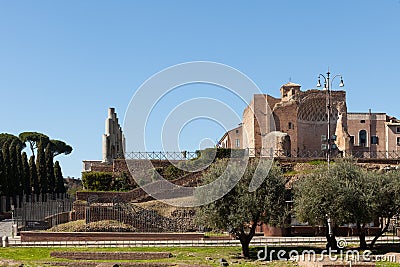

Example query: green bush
[82,172,113,191]
[82,171,135,191]
[112,172,133,191]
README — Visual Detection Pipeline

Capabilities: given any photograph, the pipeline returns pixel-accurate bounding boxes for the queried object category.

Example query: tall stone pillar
[102,108,125,163]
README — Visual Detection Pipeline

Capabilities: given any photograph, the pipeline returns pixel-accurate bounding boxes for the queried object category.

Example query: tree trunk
[237,219,258,258]
[240,237,250,258]
[370,216,391,249]
[325,220,338,250]
[357,222,368,249]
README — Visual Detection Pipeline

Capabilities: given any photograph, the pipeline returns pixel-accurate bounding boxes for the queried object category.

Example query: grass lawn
[0,246,399,266]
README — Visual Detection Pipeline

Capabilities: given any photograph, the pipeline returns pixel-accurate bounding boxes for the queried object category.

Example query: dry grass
[47,220,135,232]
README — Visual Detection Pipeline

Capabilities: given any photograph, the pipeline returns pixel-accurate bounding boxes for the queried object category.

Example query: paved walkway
[0,219,13,237]
[5,235,400,247]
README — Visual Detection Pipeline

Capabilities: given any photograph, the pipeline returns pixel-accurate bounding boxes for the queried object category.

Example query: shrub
[82,172,113,191]
[112,172,134,191]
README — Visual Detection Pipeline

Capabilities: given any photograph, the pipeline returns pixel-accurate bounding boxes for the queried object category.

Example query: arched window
[359,130,367,147]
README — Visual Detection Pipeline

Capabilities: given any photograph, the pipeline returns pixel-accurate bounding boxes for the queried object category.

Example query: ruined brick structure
[102,107,125,163]
[220,82,400,157]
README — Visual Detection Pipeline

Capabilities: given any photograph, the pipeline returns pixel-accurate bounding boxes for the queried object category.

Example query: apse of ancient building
[239,83,352,157]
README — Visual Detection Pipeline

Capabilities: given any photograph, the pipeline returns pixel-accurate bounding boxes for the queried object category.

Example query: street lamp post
[317,69,344,167]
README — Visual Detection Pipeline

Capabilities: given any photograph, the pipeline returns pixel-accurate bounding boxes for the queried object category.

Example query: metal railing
[14,195,74,231]
[122,149,400,161]
[79,198,196,232]
[124,151,198,160]
[126,149,400,159]
[350,150,400,159]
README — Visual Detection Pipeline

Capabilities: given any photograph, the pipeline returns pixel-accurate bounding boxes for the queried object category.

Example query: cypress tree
[54,161,66,194]
[2,142,10,196]
[0,150,4,196]
[29,155,39,199]
[45,143,55,196]
[8,141,19,196]
[15,143,24,196]
[36,140,47,199]
[22,152,31,195]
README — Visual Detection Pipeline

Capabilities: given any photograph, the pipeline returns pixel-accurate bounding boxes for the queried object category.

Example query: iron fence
[12,194,74,231]
[350,150,400,159]
[124,151,198,160]
[123,149,400,160]
[79,195,197,233]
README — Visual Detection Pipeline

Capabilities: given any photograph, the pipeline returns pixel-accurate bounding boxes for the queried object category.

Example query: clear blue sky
[1,1,399,178]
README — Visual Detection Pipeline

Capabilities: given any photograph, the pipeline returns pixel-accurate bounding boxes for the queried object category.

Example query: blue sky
[1,1,399,178]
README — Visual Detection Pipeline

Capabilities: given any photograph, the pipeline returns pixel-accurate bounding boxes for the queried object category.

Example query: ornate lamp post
[317,69,344,167]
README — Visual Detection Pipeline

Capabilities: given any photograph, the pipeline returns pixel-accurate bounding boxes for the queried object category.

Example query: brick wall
[50,251,172,260]
[348,113,387,154]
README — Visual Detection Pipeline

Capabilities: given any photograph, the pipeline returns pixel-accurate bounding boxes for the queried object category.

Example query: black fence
[124,151,198,160]
[1,194,74,231]
[74,196,197,232]
[124,149,400,161]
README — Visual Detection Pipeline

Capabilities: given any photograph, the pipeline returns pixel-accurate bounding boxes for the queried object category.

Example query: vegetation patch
[47,220,135,232]
[82,171,134,191]
[307,159,326,165]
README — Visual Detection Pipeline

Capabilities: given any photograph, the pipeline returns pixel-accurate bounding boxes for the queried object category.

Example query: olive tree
[196,158,287,258]
[369,170,400,248]
[294,159,400,249]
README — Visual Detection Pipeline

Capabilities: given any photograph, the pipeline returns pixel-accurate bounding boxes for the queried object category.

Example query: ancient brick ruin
[220,82,400,159]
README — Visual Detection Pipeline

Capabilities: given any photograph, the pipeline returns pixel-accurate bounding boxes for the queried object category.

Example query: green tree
[21,152,31,195]
[295,159,378,249]
[0,133,22,147]
[49,139,73,157]
[19,132,49,157]
[54,161,66,194]
[368,170,400,248]
[15,142,25,196]
[2,142,10,196]
[196,159,287,258]
[0,149,5,195]
[8,140,19,196]
[36,141,47,198]
[337,161,374,249]
[294,161,347,249]
[45,143,55,196]
[29,155,39,198]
